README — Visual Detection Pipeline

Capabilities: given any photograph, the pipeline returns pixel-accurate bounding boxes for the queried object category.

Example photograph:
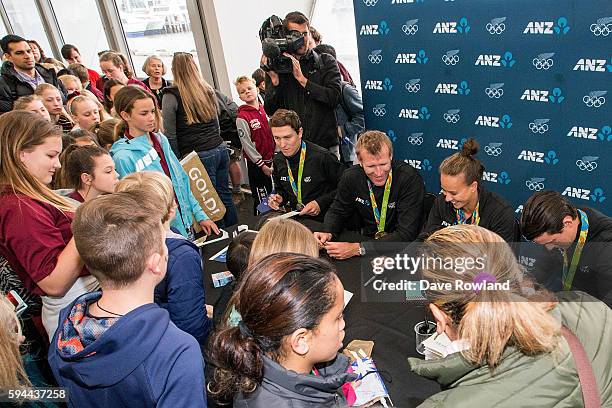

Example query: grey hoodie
[234,353,357,407]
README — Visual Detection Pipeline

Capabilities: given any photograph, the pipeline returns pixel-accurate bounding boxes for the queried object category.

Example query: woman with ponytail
[409,224,611,407]
[208,253,355,407]
[109,85,218,238]
[0,111,98,340]
[419,138,518,242]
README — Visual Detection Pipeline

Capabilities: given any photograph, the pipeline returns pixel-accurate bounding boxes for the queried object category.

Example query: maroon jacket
[236,104,275,166]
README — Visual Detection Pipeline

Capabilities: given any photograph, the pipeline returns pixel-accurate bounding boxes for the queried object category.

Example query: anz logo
[404,158,433,171]
[360,20,390,36]
[391,0,423,3]
[434,81,470,95]
[395,49,428,64]
[475,51,516,67]
[433,17,470,34]
[523,17,570,35]
[436,138,466,150]
[563,186,606,203]
[520,88,565,103]
[475,114,512,129]
[364,78,393,91]
[518,150,559,165]
[399,106,430,120]
[567,125,612,141]
[483,171,511,185]
[573,58,609,72]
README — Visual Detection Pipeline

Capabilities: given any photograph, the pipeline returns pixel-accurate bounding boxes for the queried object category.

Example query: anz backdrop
[352,0,611,215]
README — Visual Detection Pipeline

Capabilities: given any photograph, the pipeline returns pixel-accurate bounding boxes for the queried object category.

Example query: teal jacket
[408,291,612,407]
[110,132,208,237]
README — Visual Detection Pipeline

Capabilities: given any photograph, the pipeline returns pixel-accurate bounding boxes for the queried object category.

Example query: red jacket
[236,104,275,166]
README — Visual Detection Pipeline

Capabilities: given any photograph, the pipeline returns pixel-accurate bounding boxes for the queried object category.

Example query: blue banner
[353,0,611,215]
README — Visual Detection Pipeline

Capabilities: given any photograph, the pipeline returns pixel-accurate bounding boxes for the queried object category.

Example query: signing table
[200,220,441,407]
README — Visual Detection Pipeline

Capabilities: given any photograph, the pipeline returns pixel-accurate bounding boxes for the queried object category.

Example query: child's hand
[199,219,220,236]
[205,304,213,319]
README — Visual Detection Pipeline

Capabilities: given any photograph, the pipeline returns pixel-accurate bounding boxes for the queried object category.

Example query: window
[116,0,199,80]
[3,0,53,58]
[311,0,361,90]
[50,0,110,69]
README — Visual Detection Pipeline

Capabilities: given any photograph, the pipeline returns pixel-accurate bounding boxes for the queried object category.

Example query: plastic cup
[414,321,437,355]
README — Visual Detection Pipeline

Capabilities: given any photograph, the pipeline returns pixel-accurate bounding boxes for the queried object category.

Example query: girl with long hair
[13,95,51,122]
[0,111,98,340]
[109,85,218,237]
[62,145,118,202]
[34,83,74,132]
[162,52,237,226]
[409,224,611,407]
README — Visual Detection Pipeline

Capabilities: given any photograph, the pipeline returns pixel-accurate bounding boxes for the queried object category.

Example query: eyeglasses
[290,30,309,38]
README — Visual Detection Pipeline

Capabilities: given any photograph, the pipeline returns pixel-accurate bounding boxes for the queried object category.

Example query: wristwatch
[357,244,366,256]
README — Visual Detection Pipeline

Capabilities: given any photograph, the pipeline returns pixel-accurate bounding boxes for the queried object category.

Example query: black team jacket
[323,161,425,241]
[418,186,518,242]
[272,140,345,222]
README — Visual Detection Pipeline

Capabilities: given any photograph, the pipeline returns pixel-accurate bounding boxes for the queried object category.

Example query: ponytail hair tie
[238,321,254,338]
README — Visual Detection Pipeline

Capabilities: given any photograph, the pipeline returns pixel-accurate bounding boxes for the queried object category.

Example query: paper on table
[209,246,228,262]
[343,290,353,308]
[195,229,229,247]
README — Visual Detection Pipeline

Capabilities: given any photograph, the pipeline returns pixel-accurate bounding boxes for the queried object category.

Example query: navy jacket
[155,232,212,348]
[0,61,67,113]
[48,291,206,407]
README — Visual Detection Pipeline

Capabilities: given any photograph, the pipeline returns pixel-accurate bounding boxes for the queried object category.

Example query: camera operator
[261,12,342,159]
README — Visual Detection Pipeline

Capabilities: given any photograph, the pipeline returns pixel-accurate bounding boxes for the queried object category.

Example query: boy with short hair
[48,191,206,407]
[235,75,275,214]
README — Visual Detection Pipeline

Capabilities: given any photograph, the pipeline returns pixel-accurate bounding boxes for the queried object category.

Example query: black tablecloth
[201,220,440,407]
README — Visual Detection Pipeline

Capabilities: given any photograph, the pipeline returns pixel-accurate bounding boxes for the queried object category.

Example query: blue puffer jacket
[110,131,209,237]
[155,231,212,348]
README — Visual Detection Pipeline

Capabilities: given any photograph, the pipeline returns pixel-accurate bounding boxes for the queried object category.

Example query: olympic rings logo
[442,54,460,65]
[407,135,424,145]
[402,24,418,35]
[529,121,549,134]
[532,57,554,70]
[485,87,504,98]
[443,112,460,123]
[484,145,502,156]
[363,0,379,6]
[368,53,382,64]
[576,159,598,172]
[373,105,387,116]
[526,180,545,191]
[486,22,505,34]
[405,82,421,93]
[590,22,612,36]
[583,95,606,108]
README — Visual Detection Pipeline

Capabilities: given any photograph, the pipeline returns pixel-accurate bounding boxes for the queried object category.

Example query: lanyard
[562,209,589,291]
[367,170,393,233]
[456,202,480,225]
[286,141,307,205]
